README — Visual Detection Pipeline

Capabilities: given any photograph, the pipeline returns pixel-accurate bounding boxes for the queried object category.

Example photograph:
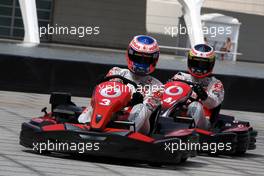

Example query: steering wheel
[98,75,144,106]
[98,75,138,89]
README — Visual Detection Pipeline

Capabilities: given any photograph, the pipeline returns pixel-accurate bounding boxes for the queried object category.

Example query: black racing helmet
[188,44,216,78]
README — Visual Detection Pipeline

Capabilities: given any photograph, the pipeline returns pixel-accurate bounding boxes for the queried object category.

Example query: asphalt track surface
[0,91,263,176]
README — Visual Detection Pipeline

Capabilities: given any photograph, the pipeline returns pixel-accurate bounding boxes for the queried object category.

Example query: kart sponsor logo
[165,86,183,96]
[100,87,121,98]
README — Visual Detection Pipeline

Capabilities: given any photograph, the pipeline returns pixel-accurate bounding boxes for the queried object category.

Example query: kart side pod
[162,81,192,110]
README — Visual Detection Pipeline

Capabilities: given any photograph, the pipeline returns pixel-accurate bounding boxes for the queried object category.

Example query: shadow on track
[22,149,206,170]
[198,152,264,160]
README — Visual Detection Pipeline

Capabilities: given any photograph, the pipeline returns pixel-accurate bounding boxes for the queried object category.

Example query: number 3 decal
[99,98,111,106]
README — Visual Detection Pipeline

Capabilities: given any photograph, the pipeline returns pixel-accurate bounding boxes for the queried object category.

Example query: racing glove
[129,92,144,106]
[193,84,208,101]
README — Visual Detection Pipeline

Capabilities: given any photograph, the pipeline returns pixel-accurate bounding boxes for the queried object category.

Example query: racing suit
[78,67,163,134]
[172,72,224,130]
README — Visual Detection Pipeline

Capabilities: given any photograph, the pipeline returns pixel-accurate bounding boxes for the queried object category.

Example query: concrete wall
[146,0,182,50]
[146,0,182,34]
[50,0,264,63]
[51,0,146,48]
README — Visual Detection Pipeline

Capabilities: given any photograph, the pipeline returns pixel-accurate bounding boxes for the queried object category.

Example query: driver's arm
[144,92,162,112]
[143,83,163,112]
[171,72,186,82]
[202,80,224,109]
[106,67,125,82]
[106,67,123,76]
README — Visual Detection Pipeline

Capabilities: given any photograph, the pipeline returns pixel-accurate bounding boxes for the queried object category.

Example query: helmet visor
[188,56,215,75]
[128,48,159,65]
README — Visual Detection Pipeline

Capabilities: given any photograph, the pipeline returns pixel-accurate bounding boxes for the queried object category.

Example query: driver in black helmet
[171,44,224,130]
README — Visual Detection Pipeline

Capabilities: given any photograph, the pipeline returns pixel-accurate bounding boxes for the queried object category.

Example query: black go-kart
[160,79,258,155]
[20,75,199,165]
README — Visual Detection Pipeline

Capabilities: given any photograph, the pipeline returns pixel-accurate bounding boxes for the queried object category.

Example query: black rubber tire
[234,131,250,155]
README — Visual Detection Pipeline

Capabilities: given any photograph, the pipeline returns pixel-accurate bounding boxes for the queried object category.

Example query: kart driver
[171,44,224,130]
[78,35,163,134]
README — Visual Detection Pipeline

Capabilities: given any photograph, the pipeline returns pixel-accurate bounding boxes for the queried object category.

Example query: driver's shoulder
[206,76,224,90]
[147,76,162,86]
[173,72,191,81]
[108,67,129,76]
[208,76,223,84]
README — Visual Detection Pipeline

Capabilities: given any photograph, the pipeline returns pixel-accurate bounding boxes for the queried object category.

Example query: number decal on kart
[99,86,121,98]
[165,86,183,96]
[99,98,111,106]
[163,97,176,105]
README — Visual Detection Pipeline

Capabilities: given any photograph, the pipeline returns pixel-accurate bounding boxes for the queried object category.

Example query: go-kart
[20,75,198,165]
[160,79,258,155]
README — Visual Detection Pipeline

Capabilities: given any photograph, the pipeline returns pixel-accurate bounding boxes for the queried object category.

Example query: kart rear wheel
[248,129,257,150]
[234,131,250,155]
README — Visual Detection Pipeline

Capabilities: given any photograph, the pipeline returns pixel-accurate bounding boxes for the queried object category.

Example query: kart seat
[49,92,83,123]
[210,104,221,125]
[156,117,192,135]
[148,105,161,135]
[209,104,235,130]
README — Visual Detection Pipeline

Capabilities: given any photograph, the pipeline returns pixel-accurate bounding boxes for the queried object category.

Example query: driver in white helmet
[78,35,163,134]
[171,44,224,130]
